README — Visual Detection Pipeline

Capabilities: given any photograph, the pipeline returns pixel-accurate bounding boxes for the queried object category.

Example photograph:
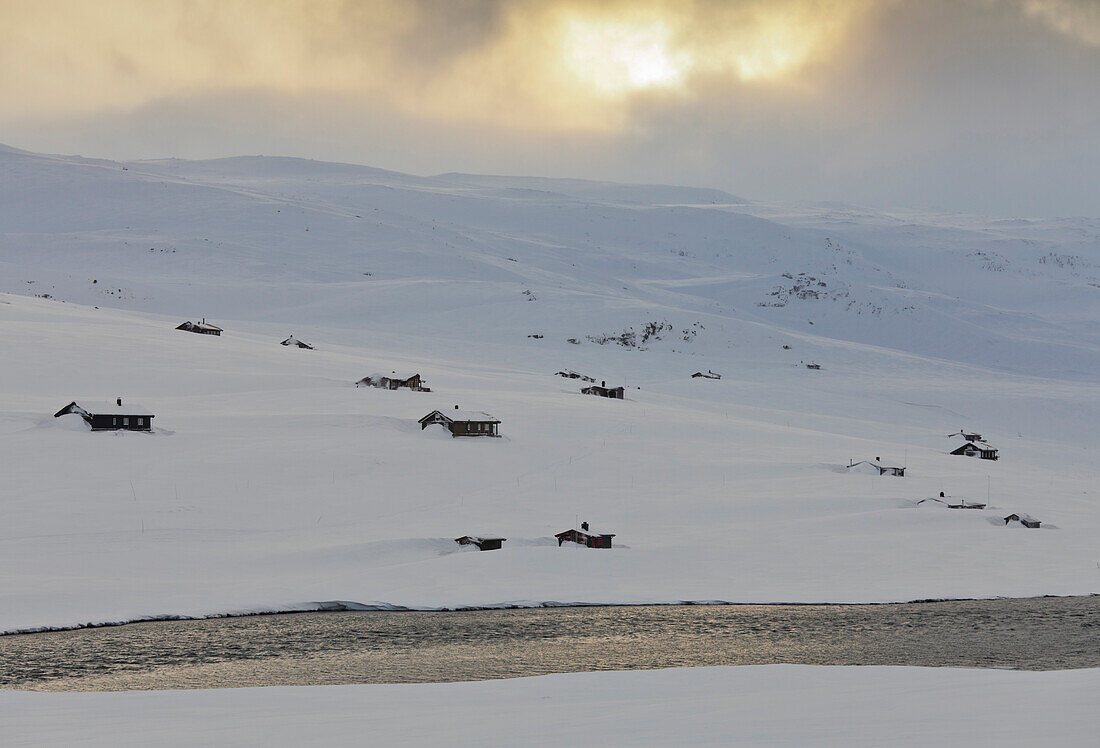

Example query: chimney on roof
[940,491,945,498]
[601,381,606,387]
[117,397,122,406]
[875,456,880,462]
[455,404,459,410]
[581,521,589,531]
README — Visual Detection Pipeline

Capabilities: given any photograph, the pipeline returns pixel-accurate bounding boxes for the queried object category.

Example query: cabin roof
[421,409,499,423]
[849,459,904,470]
[178,320,223,331]
[56,400,154,417]
[367,371,420,382]
[917,496,984,507]
[556,527,615,538]
[949,437,997,451]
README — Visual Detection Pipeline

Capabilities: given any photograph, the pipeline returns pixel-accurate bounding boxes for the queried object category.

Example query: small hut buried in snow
[281,335,314,349]
[176,319,222,336]
[847,458,906,477]
[358,372,429,391]
[581,381,625,399]
[1004,513,1041,528]
[420,406,500,437]
[454,536,506,551]
[916,492,986,509]
[948,430,983,442]
[691,370,721,379]
[556,521,615,548]
[54,398,154,431]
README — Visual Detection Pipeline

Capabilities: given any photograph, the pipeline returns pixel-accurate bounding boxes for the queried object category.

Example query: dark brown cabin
[949,438,999,460]
[581,381,625,399]
[1004,513,1041,528]
[948,430,983,442]
[176,319,222,336]
[847,458,905,476]
[454,536,506,551]
[691,370,721,379]
[358,372,428,391]
[419,407,500,437]
[54,399,154,431]
[556,522,615,548]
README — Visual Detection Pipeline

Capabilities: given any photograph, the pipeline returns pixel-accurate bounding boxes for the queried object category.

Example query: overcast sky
[2,0,1098,216]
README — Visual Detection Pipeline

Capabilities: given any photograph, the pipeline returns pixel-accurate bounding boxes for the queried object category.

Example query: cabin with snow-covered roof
[419,406,500,437]
[54,398,154,431]
[847,458,905,477]
[916,492,986,509]
[948,430,983,442]
[281,335,314,349]
[581,381,624,399]
[358,372,428,391]
[948,437,999,461]
[454,536,506,551]
[1004,513,1041,528]
[556,522,615,548]
[176,319,222,335]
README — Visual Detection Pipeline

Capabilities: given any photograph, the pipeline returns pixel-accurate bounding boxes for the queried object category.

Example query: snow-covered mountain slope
[4,146,1099,378]
[1,146,1097,631]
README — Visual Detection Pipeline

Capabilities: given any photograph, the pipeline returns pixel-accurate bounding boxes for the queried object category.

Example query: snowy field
[1,144,1099,632]
[3,665,1099,747]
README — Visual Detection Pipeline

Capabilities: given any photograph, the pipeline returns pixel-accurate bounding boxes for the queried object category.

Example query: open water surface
[2,596,1097,691]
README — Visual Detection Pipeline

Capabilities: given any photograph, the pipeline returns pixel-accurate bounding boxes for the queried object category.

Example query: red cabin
[555,522,615,549]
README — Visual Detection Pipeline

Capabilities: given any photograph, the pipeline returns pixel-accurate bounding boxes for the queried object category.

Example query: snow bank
[2,666,1097,747]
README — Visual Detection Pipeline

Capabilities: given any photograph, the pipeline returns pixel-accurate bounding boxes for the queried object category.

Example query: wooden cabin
[176,319,223,336]
[581,381,625,399]
[1004,513,1041,528]
[281,335,314,350]
[847,458,905,477]
[917,492,986,509]
[454,536,506,551]
[556,522,615,548]
[419,407,500,437]
[949,437,999,461]
[691,370,721,379]
[948,430,983,442]
[357,372,428,391]
[54,398,154,431]
[805,362,821,370]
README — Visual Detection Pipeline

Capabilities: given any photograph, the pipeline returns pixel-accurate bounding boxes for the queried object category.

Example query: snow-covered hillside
[1,145,1098,631]
[5,666,1099,747]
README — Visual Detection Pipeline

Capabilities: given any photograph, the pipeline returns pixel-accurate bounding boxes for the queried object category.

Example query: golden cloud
[1021,0,1100,46]
[0,0,892,131]
[14,0,1097,134]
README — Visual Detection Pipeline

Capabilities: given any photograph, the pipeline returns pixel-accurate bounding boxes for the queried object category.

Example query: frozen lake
[3,597,1097,691]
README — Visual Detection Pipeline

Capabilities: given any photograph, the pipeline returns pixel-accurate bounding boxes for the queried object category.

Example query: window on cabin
[113,417,118,427]
[137,418,143,427]
[123,417,129,426]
